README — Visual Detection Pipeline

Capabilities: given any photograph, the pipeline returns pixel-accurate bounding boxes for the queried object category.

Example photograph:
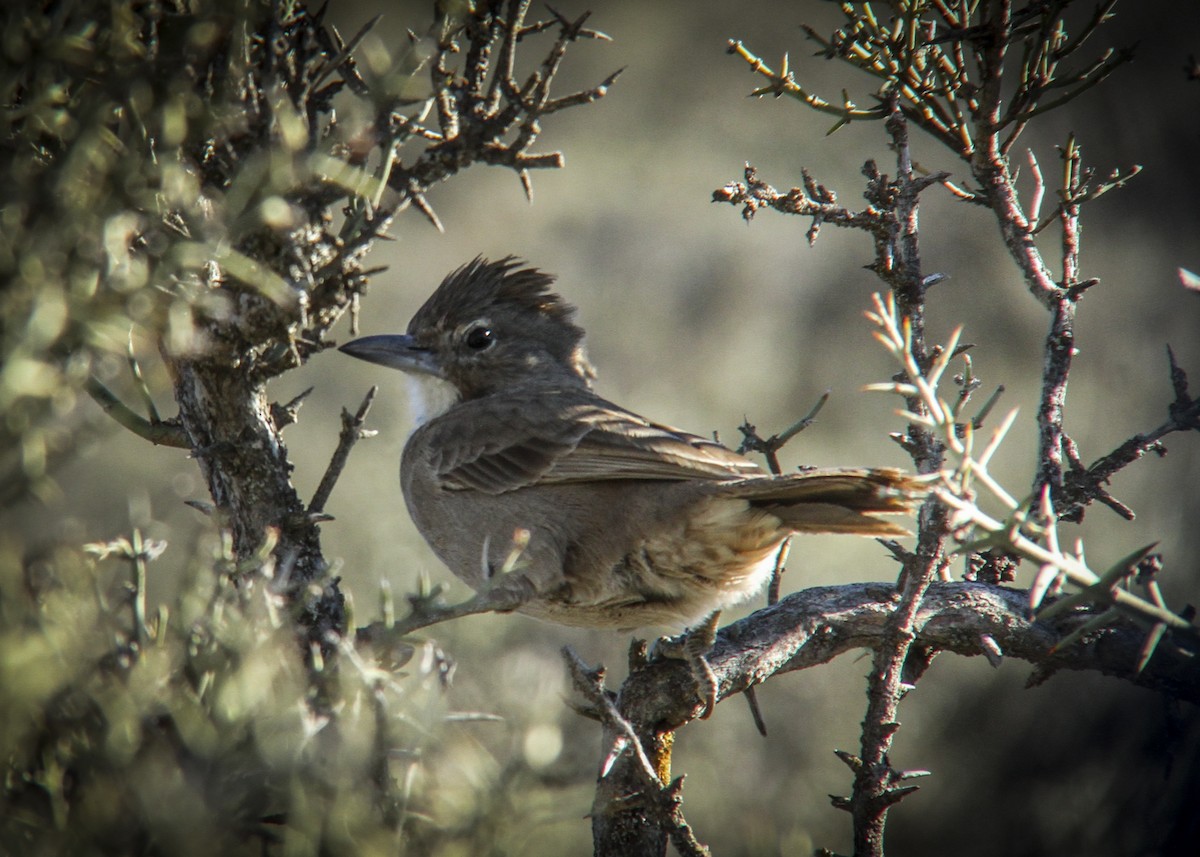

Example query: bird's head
[339,257,595,420]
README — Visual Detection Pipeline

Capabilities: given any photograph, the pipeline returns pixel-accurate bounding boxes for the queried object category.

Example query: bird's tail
[715,467,930,536]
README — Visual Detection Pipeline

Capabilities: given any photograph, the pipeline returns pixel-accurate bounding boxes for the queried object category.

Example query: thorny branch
[384,1,621,218]
[718,102,955,851]
[717,102,956,853]
[564,649,711,857]
[612,581,1200,731]
[73,1,617,661]
[712,3,1197,854]
[715,164,891,246]
[866,293,1195,641]
[847,106,949,856]
[736,391,830,475]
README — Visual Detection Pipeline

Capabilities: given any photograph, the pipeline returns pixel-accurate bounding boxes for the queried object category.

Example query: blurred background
[16,2,1200,854]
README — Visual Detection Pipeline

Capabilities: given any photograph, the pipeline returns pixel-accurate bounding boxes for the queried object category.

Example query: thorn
[979,633,1003,668]
[743,685,768,736]
[881,784,921,806]
[877,537,914,564]
[1135,552,1165,586]
[272,386,315,429]
[1179,267,1200,294]
[600,735,629,778]
[971,384,1006,428]
[1066,277,1100,300]
[410,192,444,233]
[833,749,863,774]
[1027,561,1065,614]
[1166,344,1193,408]
[545,4,588,39]
[1136,622,1168,674]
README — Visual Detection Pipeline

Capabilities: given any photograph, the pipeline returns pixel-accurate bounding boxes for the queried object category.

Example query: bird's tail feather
[716,467,929,537]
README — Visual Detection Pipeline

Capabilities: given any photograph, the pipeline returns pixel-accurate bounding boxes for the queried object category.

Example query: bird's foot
[361,570,537,640]
[651,610,722,718]
[476,527,537,612]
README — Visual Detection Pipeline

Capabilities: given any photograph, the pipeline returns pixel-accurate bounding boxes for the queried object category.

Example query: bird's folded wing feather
[426,392,762,494]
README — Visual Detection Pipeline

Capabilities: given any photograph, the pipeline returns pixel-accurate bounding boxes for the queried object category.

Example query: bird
[339,256,925,634]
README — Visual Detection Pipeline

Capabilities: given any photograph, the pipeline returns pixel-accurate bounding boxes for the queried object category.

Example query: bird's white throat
[405,374,462,428]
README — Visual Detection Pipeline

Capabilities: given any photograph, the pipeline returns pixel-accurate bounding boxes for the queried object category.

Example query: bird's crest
[409,256,582,336]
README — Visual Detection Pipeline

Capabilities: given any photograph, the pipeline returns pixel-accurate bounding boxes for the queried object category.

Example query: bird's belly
[402,473,786,630]
[544,494,787,629]
[612,497,785,625]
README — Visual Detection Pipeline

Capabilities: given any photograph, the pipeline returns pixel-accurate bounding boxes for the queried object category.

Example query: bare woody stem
[848,105,949,857]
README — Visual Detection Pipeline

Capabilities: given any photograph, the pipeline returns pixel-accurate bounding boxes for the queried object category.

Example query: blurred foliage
[0,527,595,854]
[0,528,477,856]
[0,0,607,852]
[0,0,432,506]
[3,0,234,502]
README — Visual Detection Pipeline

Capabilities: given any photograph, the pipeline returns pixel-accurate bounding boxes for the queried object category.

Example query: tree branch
[309,385,377,515]
[615,582,1200,734]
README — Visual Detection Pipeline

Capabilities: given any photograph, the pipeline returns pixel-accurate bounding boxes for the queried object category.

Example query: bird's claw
[651,611,722,718]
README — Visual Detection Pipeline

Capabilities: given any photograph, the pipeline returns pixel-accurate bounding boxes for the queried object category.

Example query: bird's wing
[424,389,762,494]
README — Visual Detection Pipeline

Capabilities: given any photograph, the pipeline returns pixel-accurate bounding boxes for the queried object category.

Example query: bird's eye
[465,326,494,350]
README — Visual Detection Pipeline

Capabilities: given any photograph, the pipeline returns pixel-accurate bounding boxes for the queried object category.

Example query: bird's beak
[338,334,444,378]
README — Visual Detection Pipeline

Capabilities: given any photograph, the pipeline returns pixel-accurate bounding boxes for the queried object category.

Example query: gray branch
[616,582,1199,732]
[591,580,1197,855]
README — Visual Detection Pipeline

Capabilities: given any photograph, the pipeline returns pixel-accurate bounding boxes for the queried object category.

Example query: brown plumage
[340,257,925,630]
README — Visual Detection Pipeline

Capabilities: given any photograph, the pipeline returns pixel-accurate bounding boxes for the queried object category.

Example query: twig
[714,164,887,237]
[1057,348,1200,521]
[126,334,161,424]
[355,529,537,640]
[309,386,377,515]
[736,391,830,474]
[271,387,314,431]
[356,591,504,642]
